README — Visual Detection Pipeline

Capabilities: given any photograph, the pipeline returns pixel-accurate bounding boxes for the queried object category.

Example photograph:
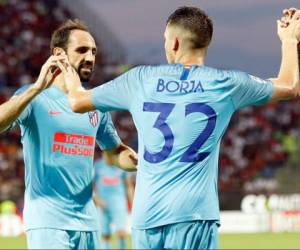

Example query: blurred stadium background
[0,0,299,249]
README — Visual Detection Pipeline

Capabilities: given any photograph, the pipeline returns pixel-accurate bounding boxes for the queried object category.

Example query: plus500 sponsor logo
[52,132,94,157]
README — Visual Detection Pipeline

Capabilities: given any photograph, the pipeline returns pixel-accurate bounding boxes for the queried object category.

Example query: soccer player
[0,20,137,249]
[65,7,300,250]
[94,152,134,249]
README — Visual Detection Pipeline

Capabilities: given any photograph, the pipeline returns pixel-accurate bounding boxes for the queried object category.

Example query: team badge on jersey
[88,111,99,127]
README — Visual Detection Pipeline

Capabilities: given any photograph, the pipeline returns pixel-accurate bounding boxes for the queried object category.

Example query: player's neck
[178,57,205,67]
[53,74,68,94]
[175,48,206,66]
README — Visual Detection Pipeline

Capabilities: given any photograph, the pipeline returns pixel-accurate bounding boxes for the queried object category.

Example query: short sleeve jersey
[13,85,121,231]
[91,64,273,229]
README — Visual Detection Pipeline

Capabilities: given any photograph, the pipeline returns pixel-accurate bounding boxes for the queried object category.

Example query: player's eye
[76,47,88,54]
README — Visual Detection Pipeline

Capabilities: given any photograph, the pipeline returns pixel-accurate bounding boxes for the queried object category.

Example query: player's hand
[278,9,300,42]
[281,8,298,27]
[55,57,82,92]
[33,55,66,91]
[129,151,138,166]
[280,7,300,55]
[118,146,138,172]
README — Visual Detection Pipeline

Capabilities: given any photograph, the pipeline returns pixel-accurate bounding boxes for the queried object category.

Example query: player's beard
[77,61,94,82]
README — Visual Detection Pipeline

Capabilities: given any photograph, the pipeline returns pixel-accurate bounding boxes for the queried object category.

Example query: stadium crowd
[0,0,300,210]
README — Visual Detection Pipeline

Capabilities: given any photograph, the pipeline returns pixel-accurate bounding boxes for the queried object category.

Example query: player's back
[132,65,235,165]
[131,65,235,229]
[92,64,272,229]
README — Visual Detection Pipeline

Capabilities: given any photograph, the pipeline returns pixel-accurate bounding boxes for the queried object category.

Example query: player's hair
[50,19,90,52]
[167,6,213,49]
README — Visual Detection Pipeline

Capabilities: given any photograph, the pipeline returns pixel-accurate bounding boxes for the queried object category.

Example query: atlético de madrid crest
[88,111,99,127]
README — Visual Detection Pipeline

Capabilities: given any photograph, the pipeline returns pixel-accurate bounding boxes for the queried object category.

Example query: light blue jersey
[13,85,121,231]
[94,159,127,206]
[91,64,273,229]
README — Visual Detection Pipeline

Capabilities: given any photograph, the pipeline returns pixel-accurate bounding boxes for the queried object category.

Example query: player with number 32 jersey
[91,64,273,229]
[66,6,300,249]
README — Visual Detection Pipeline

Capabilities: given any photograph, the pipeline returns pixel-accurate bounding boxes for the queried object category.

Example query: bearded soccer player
[0,20,137,249]
[65,7,300,250]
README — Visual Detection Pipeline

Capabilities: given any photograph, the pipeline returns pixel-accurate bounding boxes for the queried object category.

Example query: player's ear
[53,47,66,56]
[173,38,179,52]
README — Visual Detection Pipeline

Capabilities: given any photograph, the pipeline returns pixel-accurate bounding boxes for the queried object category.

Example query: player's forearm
[276,39,299,94]
[68,86,95,113]
[0,85,41,132]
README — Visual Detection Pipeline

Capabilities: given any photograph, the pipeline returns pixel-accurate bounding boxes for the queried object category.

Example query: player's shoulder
[13,84,59,98]
[213,68,270,86]
[196,66,243,79]
[221,68,249,80]
[12,84,43,105]
[202,67,258,87]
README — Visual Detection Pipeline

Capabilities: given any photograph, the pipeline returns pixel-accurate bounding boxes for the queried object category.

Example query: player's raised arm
[269,9,300,102]
[102,143,138,172]
[61,57,139,113]
[0,55,64,132]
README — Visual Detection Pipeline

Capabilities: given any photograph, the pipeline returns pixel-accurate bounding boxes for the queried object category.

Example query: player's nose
[85,50,94,62]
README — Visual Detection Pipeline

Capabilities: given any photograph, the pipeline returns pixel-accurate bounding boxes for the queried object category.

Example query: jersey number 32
[143,102,217,163]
